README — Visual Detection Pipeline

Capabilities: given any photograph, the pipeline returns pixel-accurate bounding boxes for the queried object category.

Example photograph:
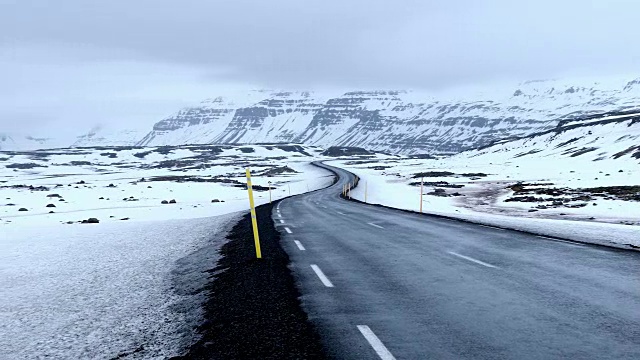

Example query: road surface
[274,163,640,359]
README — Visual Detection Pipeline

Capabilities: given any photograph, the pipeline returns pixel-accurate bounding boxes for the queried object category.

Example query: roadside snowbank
[337,163,639,250]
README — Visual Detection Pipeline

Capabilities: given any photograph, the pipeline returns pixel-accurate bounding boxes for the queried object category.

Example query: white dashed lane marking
[357,325,396,360]
[284,227,292,234]
[367,222,384,229]
[310,264,334,287]
[294,240,306,251]
[447,251,498,268]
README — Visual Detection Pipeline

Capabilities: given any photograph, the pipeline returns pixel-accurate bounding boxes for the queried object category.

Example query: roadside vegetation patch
[505,183,640,209]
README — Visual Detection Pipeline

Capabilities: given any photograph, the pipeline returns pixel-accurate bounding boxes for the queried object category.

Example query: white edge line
[357,325,396,360]
[479,224,504,231]
[448,251,498,268]
[284,227,292,234]
[294,240,306,251]
[310,264,334,287]
[536,236,583,246]
[337,211,346,215]
[367,222,384,229]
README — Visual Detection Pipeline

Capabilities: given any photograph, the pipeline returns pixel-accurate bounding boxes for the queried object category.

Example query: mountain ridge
[3,75,640,153]
[135,76,640,154]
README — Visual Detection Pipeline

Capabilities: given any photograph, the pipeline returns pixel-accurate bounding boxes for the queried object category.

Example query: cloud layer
[1,0,639,132]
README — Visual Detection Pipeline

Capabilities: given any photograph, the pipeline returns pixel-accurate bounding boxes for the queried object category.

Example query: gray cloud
[1,0,639,133]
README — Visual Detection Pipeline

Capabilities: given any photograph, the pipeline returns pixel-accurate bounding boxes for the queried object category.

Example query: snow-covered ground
[330,117,640,249]
[1,144,332,227]
[0,214,237,359]
[0,144,334,359]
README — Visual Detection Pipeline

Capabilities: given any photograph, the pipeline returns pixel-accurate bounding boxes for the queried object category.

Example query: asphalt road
[274,163,640,359]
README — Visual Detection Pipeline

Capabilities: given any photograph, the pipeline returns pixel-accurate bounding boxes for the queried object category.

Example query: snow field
[1,146,333,227]
[0,144,335,359]
[0,213,239,359]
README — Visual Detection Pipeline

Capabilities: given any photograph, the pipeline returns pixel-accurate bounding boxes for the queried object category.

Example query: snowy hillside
[136,76,640,154]
[0,133,66,151]
[329,112,640,248]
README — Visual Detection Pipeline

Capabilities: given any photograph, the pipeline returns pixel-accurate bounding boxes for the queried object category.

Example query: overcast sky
[1,0,639,135]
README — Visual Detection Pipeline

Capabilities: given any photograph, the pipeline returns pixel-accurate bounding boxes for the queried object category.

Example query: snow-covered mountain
[3,75,640,153]
[72,127,149,148]
[0,133,65,151]
[462,112,640,165]
[137,76,640,154]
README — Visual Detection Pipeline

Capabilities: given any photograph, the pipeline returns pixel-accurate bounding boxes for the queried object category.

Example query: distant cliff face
[6,76,639,153]
[135,77,640,154]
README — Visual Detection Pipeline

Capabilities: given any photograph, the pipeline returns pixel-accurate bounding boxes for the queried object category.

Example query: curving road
[274,163,640,359]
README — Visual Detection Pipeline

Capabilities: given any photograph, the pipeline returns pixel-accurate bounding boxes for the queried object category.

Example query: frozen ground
[0,144,335,359]
[329,117,640,249]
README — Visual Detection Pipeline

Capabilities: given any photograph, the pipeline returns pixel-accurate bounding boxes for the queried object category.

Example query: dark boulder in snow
[46,204,56,208]
[321,146,372,157]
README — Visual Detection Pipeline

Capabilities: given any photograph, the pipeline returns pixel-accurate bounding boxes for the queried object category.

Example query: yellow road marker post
[245,168,262,259]
[348,183,352,199]
[419,177,424,213]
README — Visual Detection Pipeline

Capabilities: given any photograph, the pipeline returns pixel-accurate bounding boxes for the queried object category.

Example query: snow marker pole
[245,168,262,259]
[365,181,368,203]
[420,177,423,213]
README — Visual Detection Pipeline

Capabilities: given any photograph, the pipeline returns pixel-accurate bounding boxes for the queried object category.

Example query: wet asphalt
[275,163,640,359]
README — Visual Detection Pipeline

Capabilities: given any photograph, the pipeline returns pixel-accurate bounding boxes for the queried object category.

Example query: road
[274,163,640,359]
